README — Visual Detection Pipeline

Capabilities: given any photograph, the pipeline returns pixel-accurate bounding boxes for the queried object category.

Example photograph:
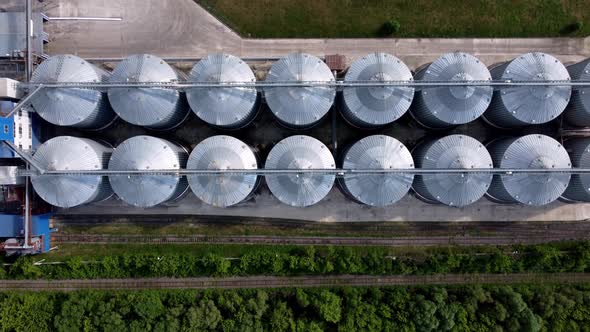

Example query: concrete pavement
[8,0,590,222]
[35,0,590,67]
[62,188,590,223]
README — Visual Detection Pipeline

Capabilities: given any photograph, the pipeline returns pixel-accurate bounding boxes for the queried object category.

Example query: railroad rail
[2,273,590,291]
[51,231,590,247]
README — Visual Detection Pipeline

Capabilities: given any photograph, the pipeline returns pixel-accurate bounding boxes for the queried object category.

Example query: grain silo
[108,136,188,207]
[561,138,590,202]
[487,135,571,206]
[187,53,259,129]
[29,54,116,129]
[187,136,259,207]
[31,136,113,208]
[410,52,492,128]
[412,135,493,207]
[264,53,335,129]
[484,53,571,128]
[265,135,335,207]
[341,53,414,127]
[108,54,189,130]
[563,58,590,127]
[339,135,414,206]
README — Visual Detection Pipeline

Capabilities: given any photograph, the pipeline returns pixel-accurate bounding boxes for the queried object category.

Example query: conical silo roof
[108,136,188,207]
[108,54,189,130]
[563,58,590,127]
[411,52,492,128]
[264,53,335,128]
[485,53,571,128]
[413,135,493,207]
[187,53,259,129]
[187,136,258,207]
[31,136,113,208]
[30,54,115,129]
[342,53,414,127]
[340,135,414,206]
[487,135,571,206]
[561,138,590,202]
[265,135,335,207]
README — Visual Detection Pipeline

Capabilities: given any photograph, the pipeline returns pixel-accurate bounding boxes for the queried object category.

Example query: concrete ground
[6,0,590,222]
[36,0,590,67]
[63,187,590,223]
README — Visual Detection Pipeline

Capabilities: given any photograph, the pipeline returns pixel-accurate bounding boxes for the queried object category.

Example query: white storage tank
[339,135,414,206]
[108,136,188,207]
[487,134,571,206]
[484,53,571,128]
[187,53,259,129]
[31,136,113,208]
[561,138,590,202]
[410,52,492,128]
[265,135,335,207]
[187,136,259,207]
[342,53,414,127]
[563,58,590,127]
[29,54,116,129]
[412,135,493,207]
[264,53,335,129]
[108,54,189,130]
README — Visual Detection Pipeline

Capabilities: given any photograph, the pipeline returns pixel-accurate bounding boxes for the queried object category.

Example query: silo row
[32,134,586,209]
[29,53,590,131]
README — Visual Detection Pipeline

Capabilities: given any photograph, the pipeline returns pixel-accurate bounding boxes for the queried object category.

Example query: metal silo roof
[411,52,492,128]
[187,53,259,129]
[31,136,113,208]
[487,135,571,206]
[413,135,493,207]
[187,136,258,207]
[108,136,188,207]
[564,58,590,126]
[30,54,115,129]
[264,53,335,128]
[265,135,335,207]
[486,53,571,128]
[342,53,414,127]
[108,54,189,129]
[561,138,590,202]
[341,135,414,206]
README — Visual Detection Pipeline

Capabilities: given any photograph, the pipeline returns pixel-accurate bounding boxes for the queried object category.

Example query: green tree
[183,299,222,331]
[203,253,230,276]
[316,290,342,323]
[270,301,295,331]
[412,295,439,332]
[9,257,42,279]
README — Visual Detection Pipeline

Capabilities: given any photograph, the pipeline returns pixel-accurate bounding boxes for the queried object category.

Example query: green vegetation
[3,241,590,279]
[54,219,513,238]
[197,0,590,38]
[2,285,590,331]
[380,19,401,36]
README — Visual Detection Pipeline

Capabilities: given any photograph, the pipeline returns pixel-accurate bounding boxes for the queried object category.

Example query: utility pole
[25,0,33,82]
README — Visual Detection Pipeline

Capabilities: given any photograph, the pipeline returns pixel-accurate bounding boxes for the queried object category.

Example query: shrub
[560,21,583,34]
[381,19,401,36]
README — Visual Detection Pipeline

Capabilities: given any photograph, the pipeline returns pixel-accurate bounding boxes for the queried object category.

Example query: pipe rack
[18,80,590,90]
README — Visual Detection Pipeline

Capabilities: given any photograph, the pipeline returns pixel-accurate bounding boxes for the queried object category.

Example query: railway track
[2,273,590,291]
[52,232,590,246]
